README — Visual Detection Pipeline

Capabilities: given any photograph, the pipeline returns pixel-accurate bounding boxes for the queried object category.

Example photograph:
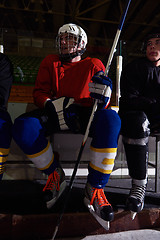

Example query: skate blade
[84,199,110,231]
[130,211,137,220]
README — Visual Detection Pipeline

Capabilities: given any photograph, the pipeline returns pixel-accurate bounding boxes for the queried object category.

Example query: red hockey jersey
[33,54,105,108]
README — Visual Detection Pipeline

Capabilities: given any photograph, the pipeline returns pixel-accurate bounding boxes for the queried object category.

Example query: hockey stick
[51,0,131,239]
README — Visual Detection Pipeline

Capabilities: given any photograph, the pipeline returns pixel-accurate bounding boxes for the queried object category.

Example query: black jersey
[0,53,13,109]
[119,57,160,116]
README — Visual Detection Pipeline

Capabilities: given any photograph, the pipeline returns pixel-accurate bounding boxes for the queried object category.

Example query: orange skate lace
[90,188,111,207]
[43,171,60,192]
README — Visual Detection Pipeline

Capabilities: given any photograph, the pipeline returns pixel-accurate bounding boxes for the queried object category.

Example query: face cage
[56,33,86,61]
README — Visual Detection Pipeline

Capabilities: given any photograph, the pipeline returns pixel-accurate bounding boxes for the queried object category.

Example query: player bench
[5,101,160,193]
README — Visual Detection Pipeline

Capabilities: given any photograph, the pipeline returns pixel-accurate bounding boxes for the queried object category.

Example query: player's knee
[121,111,150,139]
[12,116,42,145]
[96,109,121,132]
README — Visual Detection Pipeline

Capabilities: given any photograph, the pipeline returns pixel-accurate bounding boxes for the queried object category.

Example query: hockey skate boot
[43,167,66,209]
[84,182,114,230]
[126,179,146,220]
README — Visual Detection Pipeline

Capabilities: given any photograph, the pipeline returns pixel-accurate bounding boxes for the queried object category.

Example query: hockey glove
[45,97,81,132]
[89,71,112,109]
[44,100,60,133]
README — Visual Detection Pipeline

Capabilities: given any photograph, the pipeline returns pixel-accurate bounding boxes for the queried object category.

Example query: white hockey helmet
[56,23,88,61]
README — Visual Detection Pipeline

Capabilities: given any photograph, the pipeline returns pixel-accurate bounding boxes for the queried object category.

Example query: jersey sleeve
[91,58,106,74]
[33,55,58,108]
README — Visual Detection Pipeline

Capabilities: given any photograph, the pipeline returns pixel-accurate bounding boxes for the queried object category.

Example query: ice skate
[43,167,66,209]
[84,182,114,230]
[126,179,146,220]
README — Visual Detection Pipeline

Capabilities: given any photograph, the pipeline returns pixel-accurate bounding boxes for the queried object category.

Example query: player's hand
[89,71,112,108]
[45,97,80,132]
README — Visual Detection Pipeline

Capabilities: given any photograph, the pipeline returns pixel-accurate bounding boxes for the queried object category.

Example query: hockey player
[119,29,160,219]
[12,23,121,228]
[0,52,13,180]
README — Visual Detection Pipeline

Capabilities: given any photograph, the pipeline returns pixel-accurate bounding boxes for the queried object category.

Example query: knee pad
[94,109,121,132]
[13,116,47,154]
[91,109,121,148]
[121,111,150,139]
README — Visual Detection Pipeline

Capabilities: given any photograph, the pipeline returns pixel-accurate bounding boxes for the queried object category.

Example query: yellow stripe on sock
[27,141,50,158]
[90,146,117,153]
[0,165,5,174]
[0,156,8,164]
[89,162,112,174]
[102,158,114,165]
[0,148,10,156]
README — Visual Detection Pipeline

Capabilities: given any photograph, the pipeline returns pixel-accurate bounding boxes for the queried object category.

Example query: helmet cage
[56,23,87,61]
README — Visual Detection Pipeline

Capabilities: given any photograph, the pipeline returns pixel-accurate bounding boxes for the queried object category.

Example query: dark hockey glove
[63,103,81,133]
[45,97,81,132]
[44,100,60,131]
[89,71,112,109]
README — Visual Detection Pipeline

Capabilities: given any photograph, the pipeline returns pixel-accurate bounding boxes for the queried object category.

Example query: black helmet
[141,28,160,53]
